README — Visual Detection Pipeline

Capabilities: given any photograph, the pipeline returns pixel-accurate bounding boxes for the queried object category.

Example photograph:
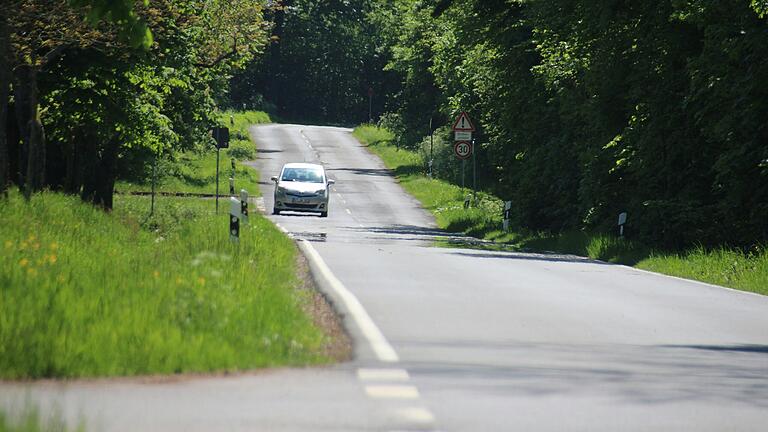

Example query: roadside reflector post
[230,197,241,244]
[618,212,628,238]
[240,189,249,225]
[503,201,512,232]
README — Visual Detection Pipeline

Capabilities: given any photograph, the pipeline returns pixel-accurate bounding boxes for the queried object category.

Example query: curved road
[1,124,766,431]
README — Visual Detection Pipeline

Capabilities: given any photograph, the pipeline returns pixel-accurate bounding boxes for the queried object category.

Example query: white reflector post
[229,196,241,243]
[240,189,249,225]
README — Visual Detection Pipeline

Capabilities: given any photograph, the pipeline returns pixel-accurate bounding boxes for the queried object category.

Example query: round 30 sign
[454,141,472,159]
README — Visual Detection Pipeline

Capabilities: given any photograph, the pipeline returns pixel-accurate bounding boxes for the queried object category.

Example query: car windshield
[281,167,324,183]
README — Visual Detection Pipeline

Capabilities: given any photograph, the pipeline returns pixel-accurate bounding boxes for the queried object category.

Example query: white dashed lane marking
[394,407,436,424]
[365,385,420,399]
[357,368,410,382]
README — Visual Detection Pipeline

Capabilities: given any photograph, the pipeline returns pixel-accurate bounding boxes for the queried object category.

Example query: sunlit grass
[638,247,768,296]
[355,125,768,295]
[116,110,270,196]
[0,191,329,379]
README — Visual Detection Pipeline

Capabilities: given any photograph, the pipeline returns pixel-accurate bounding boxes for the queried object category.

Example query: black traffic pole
[150,151,157,217]
[472,138,477,205]
[368,87,373,123]
[429,117,434,178]
[215,139,220,214]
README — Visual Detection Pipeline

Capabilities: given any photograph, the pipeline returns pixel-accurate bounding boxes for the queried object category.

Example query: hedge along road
[1,124,767,431]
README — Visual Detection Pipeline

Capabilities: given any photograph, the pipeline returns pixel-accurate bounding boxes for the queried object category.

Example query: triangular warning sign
[451,112,475,131]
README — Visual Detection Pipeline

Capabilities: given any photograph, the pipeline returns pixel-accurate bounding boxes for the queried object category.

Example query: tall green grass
[638,247,768,295]
[116,110,270,195]
[0,191,329,379]
[354,125,768,295]
[0,407,80,432]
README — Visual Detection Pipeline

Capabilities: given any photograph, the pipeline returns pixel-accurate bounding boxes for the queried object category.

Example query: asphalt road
[1,123,767,431]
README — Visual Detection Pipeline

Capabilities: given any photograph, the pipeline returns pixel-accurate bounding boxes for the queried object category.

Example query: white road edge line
[299,239,400,362]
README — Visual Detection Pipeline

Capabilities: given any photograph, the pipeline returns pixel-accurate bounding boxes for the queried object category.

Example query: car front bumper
[275,194,328,213]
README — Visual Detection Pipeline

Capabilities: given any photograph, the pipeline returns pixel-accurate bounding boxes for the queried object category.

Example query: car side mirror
[327,179,335,185]
[270,176,278,182]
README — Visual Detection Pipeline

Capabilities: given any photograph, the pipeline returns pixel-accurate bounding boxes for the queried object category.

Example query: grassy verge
[354,125,768,296]
[115,110,269,195]
[0,189,332,379]
[0,408,80,432]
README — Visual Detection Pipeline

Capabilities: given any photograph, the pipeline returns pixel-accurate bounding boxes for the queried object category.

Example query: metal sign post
[150,152,158,217]
[618,212,628,237]
[472,138,477,206]
[452,112,476,205]
[230,158,236,195]
[429,118,434,178]
[212,126,230,214]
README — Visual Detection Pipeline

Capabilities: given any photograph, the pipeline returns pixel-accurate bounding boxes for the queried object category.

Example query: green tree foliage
[370,0,768,250]
[1,0,269,208]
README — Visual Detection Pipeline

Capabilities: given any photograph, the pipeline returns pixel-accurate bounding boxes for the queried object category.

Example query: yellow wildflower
[175,277,184,285]
[198,277,206,286]
[4,240,11,249]
[20,241,28,250]
[27,268,37,277]
[49,242,59,251]
[49,254,57,264]
[153,270,160,278]
[19,258,29,267]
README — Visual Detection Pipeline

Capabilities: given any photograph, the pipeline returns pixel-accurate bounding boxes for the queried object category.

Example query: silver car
[271,163,335,217]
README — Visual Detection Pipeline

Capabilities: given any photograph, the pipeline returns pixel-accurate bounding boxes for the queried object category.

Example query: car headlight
[316,189,326,196]
[276,186,287,196]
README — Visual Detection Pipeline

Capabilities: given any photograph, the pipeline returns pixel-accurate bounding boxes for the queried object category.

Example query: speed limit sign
[454,141,472,159]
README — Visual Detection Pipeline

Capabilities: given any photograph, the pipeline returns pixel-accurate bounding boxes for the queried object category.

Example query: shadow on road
[448,250,613,265]
[396,339,768,408]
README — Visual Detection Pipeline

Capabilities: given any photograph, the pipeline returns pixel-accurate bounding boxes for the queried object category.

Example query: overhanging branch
[194,36,238,68]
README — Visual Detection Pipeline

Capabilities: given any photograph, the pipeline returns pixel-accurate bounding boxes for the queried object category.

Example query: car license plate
[292,198,310,204]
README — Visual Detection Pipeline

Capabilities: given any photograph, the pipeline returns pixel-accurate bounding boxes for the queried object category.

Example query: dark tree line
[230,0,399,125]
[238,0,768,250]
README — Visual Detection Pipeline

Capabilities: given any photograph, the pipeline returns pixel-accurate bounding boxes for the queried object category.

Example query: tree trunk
[0,14,9,197]
[25,112,45,197]
[80,135,118,211]
[62,136,83,195]
[13,64,32,195]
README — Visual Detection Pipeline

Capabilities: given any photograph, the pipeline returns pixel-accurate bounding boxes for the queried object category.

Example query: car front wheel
[320,211,328,218]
